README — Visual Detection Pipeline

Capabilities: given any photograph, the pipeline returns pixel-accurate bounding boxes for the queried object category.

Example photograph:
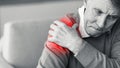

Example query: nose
[96,15,107,30]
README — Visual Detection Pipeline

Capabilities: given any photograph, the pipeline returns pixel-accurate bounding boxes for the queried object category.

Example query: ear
[83,0,87,12]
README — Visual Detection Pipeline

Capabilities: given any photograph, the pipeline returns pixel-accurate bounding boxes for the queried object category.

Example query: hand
[48,20,84,54]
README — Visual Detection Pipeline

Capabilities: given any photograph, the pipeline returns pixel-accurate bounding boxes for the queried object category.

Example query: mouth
[89,26,102,32]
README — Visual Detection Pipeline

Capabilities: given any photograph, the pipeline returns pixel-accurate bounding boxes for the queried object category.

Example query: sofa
[0,1,82,68]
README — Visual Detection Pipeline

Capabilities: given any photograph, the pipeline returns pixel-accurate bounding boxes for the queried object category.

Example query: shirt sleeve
[75,34,120,68]
[37,43,70,68]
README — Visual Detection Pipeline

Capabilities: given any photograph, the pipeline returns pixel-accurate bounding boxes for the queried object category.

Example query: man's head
[83,0,120,37]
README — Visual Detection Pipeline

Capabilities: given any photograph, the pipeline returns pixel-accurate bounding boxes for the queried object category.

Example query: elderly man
[37,0,120,68]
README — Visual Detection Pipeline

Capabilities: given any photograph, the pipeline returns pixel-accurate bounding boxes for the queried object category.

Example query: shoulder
[63,11,80,24]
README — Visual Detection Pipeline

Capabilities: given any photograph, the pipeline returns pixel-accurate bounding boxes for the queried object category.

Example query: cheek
[105,23,113,30]
[105,20,116,30]
[84,9,96,24]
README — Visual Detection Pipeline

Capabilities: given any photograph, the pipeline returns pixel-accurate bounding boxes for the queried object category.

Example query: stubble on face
[84,0,120,37]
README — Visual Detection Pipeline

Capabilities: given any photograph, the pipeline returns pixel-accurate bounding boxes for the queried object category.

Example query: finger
[50,24,58,31]
[48,37,55,42]
[48,37,59,44]
[49,29,66,39]
[48,38,63,47]
[52,21,67,34]
[54,20,70,32]
[72,23,78,29]
[48,30,56,36]
[50,23,64,34]
[54,20,67,28]
[48,35,66,48]
[50,24,67,40]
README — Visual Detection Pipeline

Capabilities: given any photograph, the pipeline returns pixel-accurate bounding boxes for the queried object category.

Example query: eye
[96,10,102,14]
[93,9,103,16]
[108,15,119,20]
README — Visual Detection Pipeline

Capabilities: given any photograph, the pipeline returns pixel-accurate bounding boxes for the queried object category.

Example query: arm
[48,20,120,68]
[37,43,70,68]
[75,33,120,68]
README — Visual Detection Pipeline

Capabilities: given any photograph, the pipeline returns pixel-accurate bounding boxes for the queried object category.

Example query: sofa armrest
[0,37,14,68]
[2,19,53,68]
[0,37,3,53]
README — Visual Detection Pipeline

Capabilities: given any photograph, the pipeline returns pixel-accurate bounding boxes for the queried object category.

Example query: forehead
[87,0,120,15]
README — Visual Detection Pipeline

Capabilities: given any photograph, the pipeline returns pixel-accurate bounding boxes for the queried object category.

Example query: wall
[0,0,83,38]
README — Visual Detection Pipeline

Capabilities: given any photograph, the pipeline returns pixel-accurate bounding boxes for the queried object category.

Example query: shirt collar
[78,6,90,38]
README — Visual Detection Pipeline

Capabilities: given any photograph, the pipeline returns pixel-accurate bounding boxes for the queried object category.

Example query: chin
[87,31,102,37]
[91,34,101,37]
[86,27,103,37]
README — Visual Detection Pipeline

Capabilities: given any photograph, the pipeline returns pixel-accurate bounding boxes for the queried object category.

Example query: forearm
[75,41,120,68]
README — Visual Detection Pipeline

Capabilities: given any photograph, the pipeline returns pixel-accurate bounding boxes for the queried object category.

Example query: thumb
[72,23,78,29]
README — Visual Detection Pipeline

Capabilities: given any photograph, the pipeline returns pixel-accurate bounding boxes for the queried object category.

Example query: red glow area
[46,14,77,55]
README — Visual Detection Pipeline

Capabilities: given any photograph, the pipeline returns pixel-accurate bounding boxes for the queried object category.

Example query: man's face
[84,0,120,37]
